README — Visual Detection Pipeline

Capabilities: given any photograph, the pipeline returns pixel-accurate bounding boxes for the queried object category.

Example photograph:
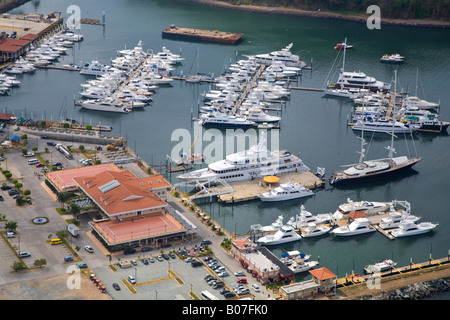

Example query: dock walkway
[211,171,324,203]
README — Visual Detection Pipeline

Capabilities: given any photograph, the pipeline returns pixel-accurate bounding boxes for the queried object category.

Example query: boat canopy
[263,175,280,184]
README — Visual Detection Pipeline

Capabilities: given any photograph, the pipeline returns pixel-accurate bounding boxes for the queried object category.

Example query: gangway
[184,177,234,203]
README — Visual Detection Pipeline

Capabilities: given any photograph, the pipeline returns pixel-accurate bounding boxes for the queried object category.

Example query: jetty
[162,25,243,44]
[187,170,325,204]
[34,65,81,71]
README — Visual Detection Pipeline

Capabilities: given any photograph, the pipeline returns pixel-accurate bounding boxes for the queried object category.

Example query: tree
[57,192,70,208]
[79,145,85,151]
[34,258,47,268]
[12,261,26,271]
[56,230,70,241]
[40,120,47,128]
[86,124,92,131]
[63,123,70,129]
[69,202,80,216]
[5,221,17,232]
[32,146,38,152]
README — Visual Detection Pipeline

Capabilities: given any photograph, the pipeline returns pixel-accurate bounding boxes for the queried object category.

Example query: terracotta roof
[73,169,167,216]
[19,33,39,41]
[0,38,30,53]
[309,267,337,280]
[348,211,368,219]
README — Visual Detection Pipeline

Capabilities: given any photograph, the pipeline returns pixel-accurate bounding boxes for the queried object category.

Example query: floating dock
[213,171,325,204]
[162,25,243,44]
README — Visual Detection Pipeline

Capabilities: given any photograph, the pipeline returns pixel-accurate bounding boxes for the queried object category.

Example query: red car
[36,163,45,167]
[237,278,247,284]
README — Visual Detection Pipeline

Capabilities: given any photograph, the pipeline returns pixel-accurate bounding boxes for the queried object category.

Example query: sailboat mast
[389,70,397,163]
[342,38,347,74]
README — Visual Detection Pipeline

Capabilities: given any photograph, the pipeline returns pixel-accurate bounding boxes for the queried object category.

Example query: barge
[162,25,243,44]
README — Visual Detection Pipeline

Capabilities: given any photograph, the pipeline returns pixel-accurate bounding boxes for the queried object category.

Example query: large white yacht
[258,179,313,202]
[199,112,255,128]
[251,43,306,68]
[390,221,438,238]
[80,98,130,113]
[378,211,421,230]
[334,199,391,216]
[364,259,397,274]
[256,225,301,245]
[300,223,332,238]
[80,60,122,76]
[177,135,310,184]
[241,108,281,123]
[261,215,284,232]
[335,71,390,92]
[402,96,439,110]
[331,218,376,237]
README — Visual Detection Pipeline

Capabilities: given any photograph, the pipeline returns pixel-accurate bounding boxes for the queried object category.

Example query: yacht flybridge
[177,133,310,184]
[250,43,306,68]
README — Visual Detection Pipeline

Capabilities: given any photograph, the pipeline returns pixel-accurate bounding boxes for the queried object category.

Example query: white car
[84,245,94,253]
[128,275,136,284]
[252,284,260,292]
[234,271,245,277]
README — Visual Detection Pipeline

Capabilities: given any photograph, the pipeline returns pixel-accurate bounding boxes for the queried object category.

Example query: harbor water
[4,0,450,282]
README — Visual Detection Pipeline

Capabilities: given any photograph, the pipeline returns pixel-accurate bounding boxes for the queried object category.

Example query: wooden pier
[288,86,324,92]
[213,171,325,204]
[80,18,105,26]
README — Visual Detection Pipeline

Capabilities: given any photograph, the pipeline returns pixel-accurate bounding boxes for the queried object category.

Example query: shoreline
[182,0,450,29]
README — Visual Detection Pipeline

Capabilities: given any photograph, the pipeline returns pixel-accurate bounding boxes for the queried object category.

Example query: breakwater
[0,0,31,13]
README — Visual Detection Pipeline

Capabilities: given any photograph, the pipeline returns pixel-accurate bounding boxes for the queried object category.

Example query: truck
[67,224,80,237]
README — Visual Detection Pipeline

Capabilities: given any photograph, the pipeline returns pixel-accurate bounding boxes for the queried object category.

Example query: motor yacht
[390,221,438,238]
[154,46,185,65]
[258,179,313,202]
[241,108,281,123]
[378,211,421,230]
[351,118,419,134]
[287,205,332,229]
[334,199,392,216]
[177,133,310,184]
[280,250,310,263]
[364,259,397,274]
[380,53,405,64]
[80,61,122,76]
[300,223,332,238]
[287,259,319,273]
[261,215,284,232]
[80,98,130,113]
[323,88,367,99]
[402,96,440,110]
[256,225,301,245]
[331,218,376,237]
[79,88,111,99]
[200,112,255,128]
[251,43,306,68]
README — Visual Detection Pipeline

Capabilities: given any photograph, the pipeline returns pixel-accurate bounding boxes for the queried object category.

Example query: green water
[5,0,450,281]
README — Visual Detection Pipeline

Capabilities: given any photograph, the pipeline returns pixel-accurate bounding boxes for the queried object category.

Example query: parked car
[0,157,3,162]
[224,292,236,298]
[47,141,56,146]
[84,245,94,253]
[162,254,170,260]
[124,247,136,255]
[148,257,155,263]
[252,284,260,292]
[156,255,164,262]
[185,257,194,263]
[12,194,22,200]
[0,195,3,201]
[76,262,88,269]
[141,259,149,265]
[19,251,31,258]
[169,252,176,259]
[237,278,247,284]
[201,240,212,245]
[64,256,74,262]
[1,185,11,190]
[234,271,245,277]
[112,283,121,291]
[6,231,15,238]
[8,189,18,196]
[24,152,35,157]
[128,275,136,284]
[35,163,45,167]
[141,247,152,252]
[220,289,231,295]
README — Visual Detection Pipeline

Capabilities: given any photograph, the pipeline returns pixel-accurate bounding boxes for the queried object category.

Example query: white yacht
[351,118,419,134]
[251,43,306,68]
[177,134,310,184]
[79,88,111,99]
[391,221,438,238]
[241,108,281,123]
[287,259,319,274]
[323,88,367,99]
[261,215,284,232]
[280,250,310,263]
[258,179,313,202]
[335,71,390,92]
[200,112,255,128]
[380,53,405,64]
[334,199,392,216]
[256,225,301,245]
[154,46,184,65]
[80,61,122,76]
[364,259,397,274]
[287,205,332,229]
[300,223,332,238]
[331,218,376,237]
[80,98,130,113]
[378,211,421,230]
[402,96,439,110]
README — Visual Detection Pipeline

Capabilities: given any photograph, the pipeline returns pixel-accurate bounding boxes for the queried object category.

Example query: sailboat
[329,71,421,186]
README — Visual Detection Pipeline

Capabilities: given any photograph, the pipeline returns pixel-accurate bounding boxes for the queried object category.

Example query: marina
[1,0,449,301]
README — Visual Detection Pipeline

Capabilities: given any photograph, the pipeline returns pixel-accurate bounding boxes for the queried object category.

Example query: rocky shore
[183,0,450,29]
[357,277,450,300]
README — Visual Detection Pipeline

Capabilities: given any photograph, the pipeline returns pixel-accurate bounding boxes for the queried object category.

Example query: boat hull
[329,158,420,186]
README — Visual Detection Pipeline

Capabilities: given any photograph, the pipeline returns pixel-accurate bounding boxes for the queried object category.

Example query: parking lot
[90,252,260,300]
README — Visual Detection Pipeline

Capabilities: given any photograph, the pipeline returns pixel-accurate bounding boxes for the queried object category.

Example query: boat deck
[215,171,324,204]
[162,26,243,44]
